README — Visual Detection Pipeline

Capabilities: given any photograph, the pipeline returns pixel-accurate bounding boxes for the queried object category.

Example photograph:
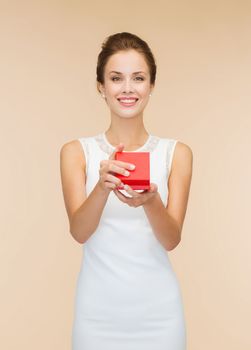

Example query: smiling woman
[60,31,193,350]
[97,48,154,119]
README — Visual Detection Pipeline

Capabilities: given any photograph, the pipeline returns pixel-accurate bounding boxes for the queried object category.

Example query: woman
[60,32,193,350]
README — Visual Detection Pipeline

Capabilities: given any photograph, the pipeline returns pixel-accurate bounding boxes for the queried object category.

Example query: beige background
[1,1,250,349]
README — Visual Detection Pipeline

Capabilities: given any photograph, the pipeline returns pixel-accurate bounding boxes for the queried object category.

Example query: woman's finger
[123,185,140,197]
[113,189,129,203]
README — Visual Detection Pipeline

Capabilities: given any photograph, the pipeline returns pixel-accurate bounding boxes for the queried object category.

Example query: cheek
[106,82,120,93]
[137,85,151,96]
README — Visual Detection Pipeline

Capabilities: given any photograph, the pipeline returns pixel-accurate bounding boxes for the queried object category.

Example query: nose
[122,78,134,93]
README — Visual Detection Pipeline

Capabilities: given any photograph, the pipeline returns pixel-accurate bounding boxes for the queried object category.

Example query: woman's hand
[113,183,158,208]
[97,143,136,193]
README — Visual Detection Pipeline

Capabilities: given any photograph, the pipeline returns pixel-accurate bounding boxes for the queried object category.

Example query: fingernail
[129,164,135,170]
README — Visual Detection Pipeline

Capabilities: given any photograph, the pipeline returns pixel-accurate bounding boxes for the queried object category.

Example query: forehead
[105,50,149,74]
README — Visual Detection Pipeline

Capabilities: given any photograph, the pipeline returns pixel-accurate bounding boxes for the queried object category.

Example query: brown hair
[96,32,157,93]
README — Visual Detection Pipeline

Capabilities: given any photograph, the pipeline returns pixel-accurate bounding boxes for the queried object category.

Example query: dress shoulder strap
[78,136,90,174]
[165,138,179,179]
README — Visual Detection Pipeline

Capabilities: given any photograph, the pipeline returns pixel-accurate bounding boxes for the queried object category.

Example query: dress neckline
[102,132,152,152]
[94,132,160,155]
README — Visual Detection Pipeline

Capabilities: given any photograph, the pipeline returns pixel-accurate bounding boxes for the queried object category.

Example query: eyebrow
[109,71,146,75]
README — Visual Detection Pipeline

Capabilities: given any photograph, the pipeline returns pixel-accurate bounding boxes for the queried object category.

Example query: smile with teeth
[118,98,138,106]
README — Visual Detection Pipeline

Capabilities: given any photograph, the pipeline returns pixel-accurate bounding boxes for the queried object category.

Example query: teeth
[119,99,137,103]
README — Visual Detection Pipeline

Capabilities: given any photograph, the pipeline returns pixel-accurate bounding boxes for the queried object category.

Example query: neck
[105,113,149,148]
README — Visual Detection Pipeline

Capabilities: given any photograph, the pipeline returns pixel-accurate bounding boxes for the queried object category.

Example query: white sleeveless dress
[72,132,186,350]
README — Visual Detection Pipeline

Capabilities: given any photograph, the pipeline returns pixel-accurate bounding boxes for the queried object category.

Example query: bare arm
[143,193,181,251]
[70,182,111,244]
[143,142,193,251]
[59,141,109,243]
[60,140,134,244]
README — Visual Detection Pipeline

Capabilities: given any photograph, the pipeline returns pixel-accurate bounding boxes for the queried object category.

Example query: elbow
[166,227,182,251]
[166,238,181,252]
[69,217,86,244]
[72,233,85,245]
[69,226,86,244]
[70,222,95,245]
[70,231,84,244]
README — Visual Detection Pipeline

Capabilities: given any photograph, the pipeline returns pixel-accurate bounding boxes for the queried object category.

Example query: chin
[118,110,142,118]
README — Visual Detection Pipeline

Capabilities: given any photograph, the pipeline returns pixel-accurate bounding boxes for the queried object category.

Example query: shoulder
[175,141,193,159]
[172,140,193,176]
[161,135,193,163]
[60,139,86,171]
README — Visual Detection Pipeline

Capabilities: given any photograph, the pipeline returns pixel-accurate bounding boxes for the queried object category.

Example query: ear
[97,81,104,95]
[150,83,155,94]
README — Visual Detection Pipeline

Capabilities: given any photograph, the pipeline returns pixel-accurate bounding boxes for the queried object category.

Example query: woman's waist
[82,238,173,275]
[77,248,179,306]
[84,229,164,257]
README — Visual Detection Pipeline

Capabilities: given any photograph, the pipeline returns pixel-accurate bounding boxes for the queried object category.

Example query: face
[98,49,154,118]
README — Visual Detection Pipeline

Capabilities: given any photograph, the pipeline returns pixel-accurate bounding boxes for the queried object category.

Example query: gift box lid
[115,152,150,189]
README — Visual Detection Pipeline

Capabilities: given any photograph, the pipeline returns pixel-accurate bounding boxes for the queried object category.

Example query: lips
[117,98,138,102]
[117,97,139,107]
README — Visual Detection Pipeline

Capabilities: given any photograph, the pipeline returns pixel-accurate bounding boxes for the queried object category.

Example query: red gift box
[114,152,150,190]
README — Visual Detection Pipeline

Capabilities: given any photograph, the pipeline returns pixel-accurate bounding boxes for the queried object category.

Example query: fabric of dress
[72,132,186,350]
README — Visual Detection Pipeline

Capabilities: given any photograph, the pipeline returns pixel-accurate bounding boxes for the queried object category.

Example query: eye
[111,76,120,81]
[135,76,144,81]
